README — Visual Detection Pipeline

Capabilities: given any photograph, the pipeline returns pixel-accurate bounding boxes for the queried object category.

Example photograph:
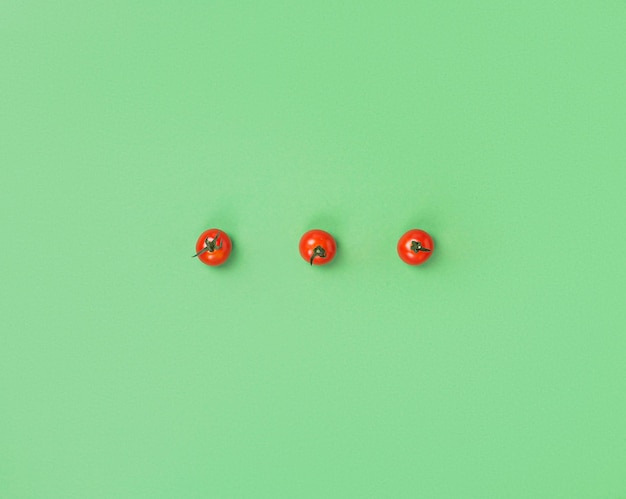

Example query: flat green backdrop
[2,2,625,497]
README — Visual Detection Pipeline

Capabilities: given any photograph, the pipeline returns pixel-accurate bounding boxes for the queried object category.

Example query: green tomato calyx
[193,231,222,258]
[310,245,327,265]
[410,240,431,253]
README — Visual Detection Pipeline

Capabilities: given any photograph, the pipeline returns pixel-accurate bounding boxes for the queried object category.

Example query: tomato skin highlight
[194,228,232,266]
[397,229,434,266]
[299,229,337,266]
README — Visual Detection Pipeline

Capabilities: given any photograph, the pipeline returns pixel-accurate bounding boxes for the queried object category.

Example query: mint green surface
[2,2,626,497]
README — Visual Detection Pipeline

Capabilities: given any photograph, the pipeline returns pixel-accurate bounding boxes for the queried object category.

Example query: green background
[2,1,625,497]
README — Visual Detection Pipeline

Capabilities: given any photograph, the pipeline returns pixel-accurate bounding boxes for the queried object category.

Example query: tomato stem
[410,240,431,253]
[310,245,327,265]
[192,231,222,258]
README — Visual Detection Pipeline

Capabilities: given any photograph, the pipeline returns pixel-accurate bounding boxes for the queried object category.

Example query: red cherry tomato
[299,229,337,266]
[193,228,232,266]
[397,229,434,265]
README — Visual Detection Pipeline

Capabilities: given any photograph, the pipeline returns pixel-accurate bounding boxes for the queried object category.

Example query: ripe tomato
[397,229,434,265]
[299,229,337,266]
[193,228,232,266]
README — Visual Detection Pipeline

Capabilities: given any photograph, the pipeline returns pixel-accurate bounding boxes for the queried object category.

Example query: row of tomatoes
[194,229,434,267]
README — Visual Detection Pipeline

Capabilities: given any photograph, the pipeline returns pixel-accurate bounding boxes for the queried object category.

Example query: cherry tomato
[299,229,337,266]
[397,229,434,265]
[193,228,232,266]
